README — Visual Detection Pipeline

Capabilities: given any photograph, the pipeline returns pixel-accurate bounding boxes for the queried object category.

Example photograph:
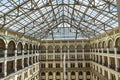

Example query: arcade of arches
[0,29,120,80]
[0,0,120,80]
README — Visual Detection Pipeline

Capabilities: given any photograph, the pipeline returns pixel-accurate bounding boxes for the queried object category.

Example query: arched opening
[17,59,22,71]
[108,40,114,53]
[77,45,82,52]
[29,44,32,54]
[17,42,23,56]
[62,45,67,53]
[108,40,113,48]
[40,46,46,53]
[0,39,5,57]
[29,57,32,65]
[7,61,14,75]
[103,41,107,53]
[48,45,53,53]
[55,45,60,53]
[24,58,28,67]
[7,41,15,57]
[84,44,90,52]
[115,37,120,54]
[69,45,75,52]
[24,43,28,55]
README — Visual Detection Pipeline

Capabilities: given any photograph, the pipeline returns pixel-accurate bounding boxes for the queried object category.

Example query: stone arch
[108,39,113,48]
[55,45,60,53]
[62,45,67,52]
[7,40,16,56]
[24,43,28,54]
[40,45,46,53]
[48,45,53,53]
[17,42,23,55]
[69,45,75,52]
[0,39,6,57]
[115,37,120,54]
[84,44,90,52]
[77,45,82,52]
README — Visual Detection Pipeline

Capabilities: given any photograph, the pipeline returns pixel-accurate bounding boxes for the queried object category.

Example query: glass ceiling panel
[0,0,118,40]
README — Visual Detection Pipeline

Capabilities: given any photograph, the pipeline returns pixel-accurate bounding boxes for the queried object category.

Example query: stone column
[75,72,78,80]
[68,72,71,80]
[53,72,56,80]
[3,61,7,77]
[4,48,7,76]
[83,72,86,80]
[61,72,63,80]
[46,72,48,80]
[22,50,24,68]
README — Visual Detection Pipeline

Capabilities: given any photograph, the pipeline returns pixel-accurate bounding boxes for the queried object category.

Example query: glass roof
[0,0,118,40]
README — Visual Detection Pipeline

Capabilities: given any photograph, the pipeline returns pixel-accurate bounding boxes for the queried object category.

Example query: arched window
[17,42,23,55]
[62,45,67,52]
[0,39,5,57]
[84,44,90,52]
[55,45,60,53]
[108,40,113,48]
[115,37,120,54]
[69,45,75,52]
[40,46,46,53]
[24,43,28,55]
[77,45,82,52]
[48,45,53,53]
[29,44,32,54]
[8,41,15,57]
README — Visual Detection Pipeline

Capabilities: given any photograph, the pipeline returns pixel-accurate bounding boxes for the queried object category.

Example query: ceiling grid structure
[0,0,118,40]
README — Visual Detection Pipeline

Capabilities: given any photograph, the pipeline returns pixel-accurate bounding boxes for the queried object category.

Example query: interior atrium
[0,0,120,80]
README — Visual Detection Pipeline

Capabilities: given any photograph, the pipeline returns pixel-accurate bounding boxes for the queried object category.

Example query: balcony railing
[69,50,75,52]
[24,64,28,67]
[17,53,22,56]
[48,51,53,53]
[117,50,120,54]
[109,50,114,54]
[17,66,22,71]
[117,68,120,72]
[7,53,14,57]
[24,52,28,55]
[110,65,115,70]
[0,73,4,78]
[77,50,82,52]
[0,54,4,57]
[84,50,90,52]
[103,50,107,53]
[7,69,14,75]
